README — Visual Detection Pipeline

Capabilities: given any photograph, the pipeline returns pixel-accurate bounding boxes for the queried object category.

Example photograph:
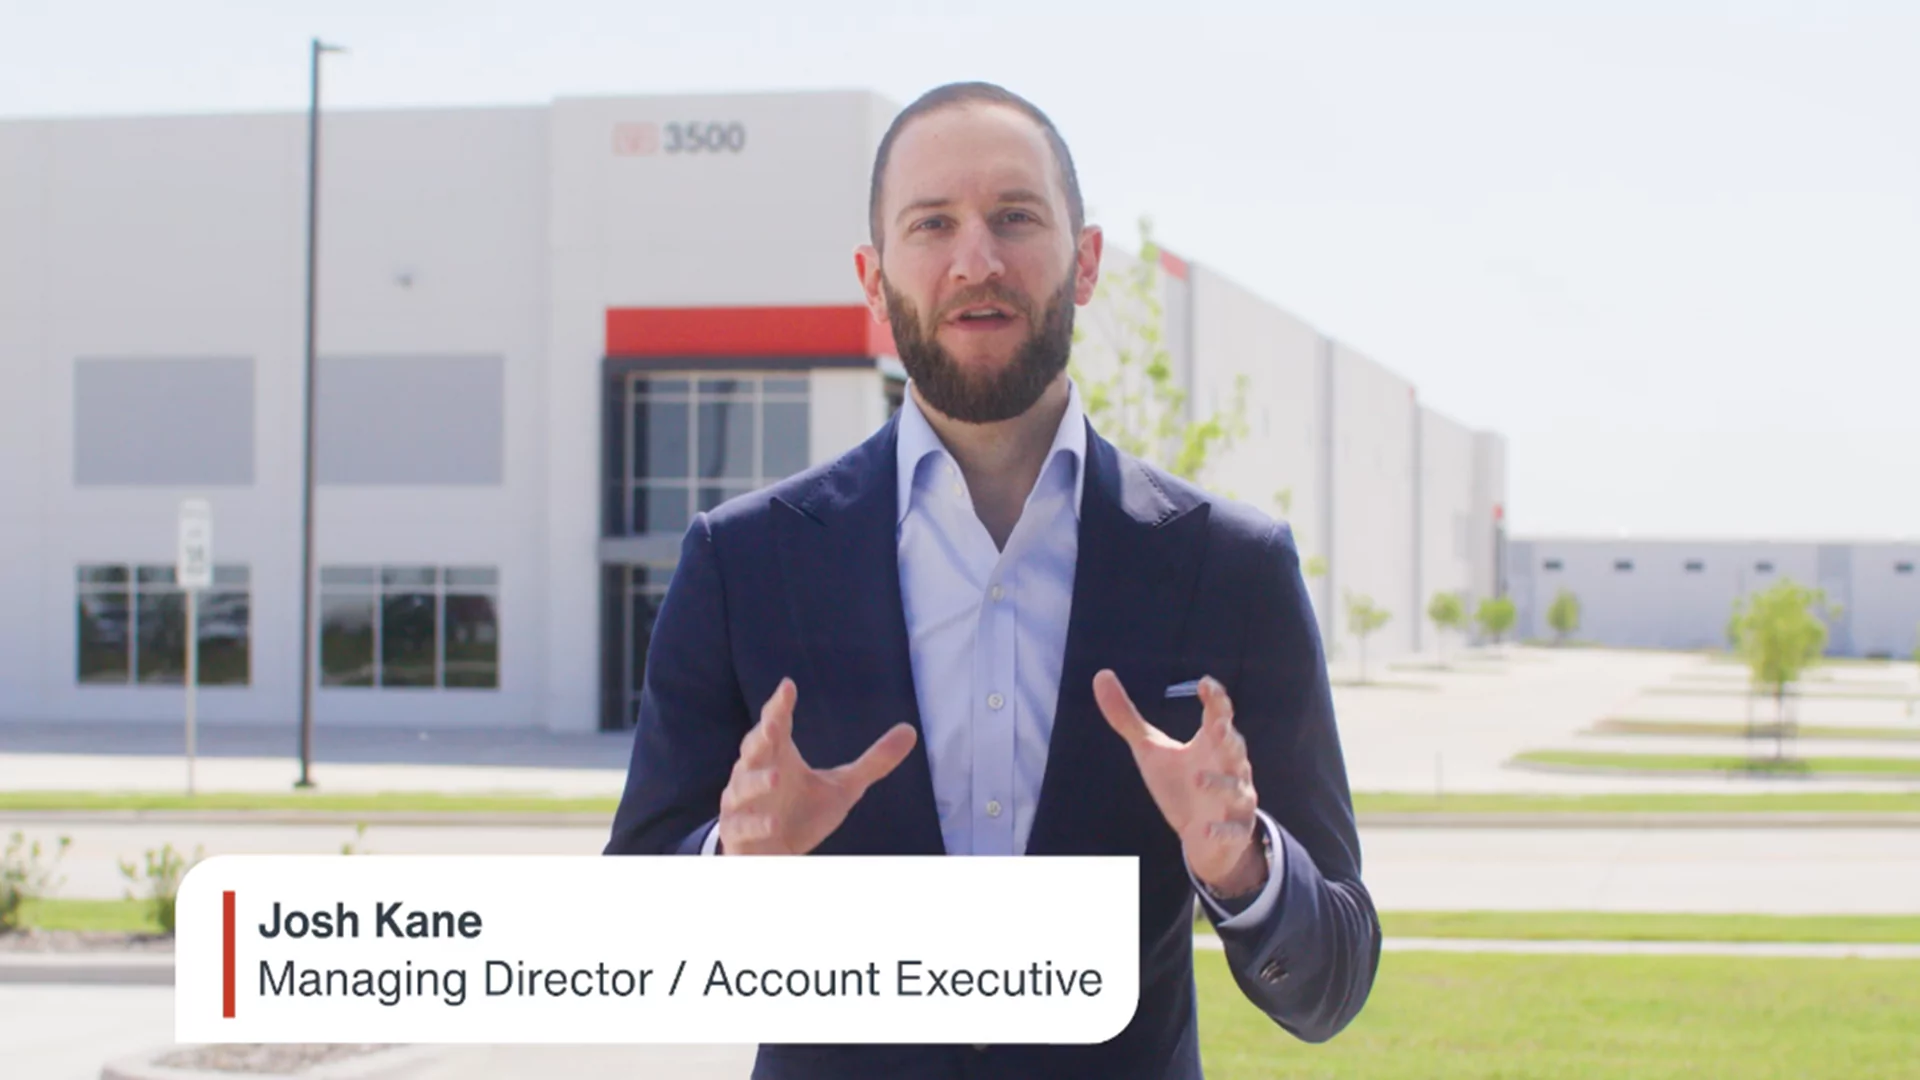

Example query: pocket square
[1164,679,1201,699]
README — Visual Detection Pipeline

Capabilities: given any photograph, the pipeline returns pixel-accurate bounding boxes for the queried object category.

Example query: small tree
[1070,216,1248,485]
[1546,589,1582,646]
[1730,579,1832,760]
[1475,596,1516,647]
[1344,592,1392,683]
[1426,592,1467,666]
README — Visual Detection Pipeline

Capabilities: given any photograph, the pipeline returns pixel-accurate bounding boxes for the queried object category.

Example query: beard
[882,271,1077,424]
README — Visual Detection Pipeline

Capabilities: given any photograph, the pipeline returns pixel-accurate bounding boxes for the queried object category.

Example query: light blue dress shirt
[893,382,1281,927]
[710,380,1281,926]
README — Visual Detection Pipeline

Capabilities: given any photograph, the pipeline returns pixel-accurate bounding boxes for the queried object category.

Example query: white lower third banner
[174,855,1139,1044]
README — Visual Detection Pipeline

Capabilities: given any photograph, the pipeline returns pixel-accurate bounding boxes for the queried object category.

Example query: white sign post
[177,499,213,796]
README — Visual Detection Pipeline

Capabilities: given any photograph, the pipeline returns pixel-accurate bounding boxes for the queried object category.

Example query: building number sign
[613,121,746,156]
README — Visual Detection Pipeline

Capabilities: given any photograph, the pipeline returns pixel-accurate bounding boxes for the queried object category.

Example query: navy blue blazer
[606,415,1380,1079]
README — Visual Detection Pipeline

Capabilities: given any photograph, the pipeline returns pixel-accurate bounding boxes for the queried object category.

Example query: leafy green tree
[1426,592,1467,666]
[1730,579,1834,760]
[1070,216,1248,485]
[1344,592,1392,683]
[1546,589,1582,645]
[1475,596,1516,646]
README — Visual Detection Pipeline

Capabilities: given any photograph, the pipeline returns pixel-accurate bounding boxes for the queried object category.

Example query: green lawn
[1376,911,1920,944]
[1513,750,1920,777]
[1351,790,1920,813]
[1589,718,1920,742]
[1197,950,1920,1079]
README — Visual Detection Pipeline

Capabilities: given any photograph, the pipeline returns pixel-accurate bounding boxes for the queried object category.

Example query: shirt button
[987,692,1005,710]
[989,585,1005,602]
[985,800,1003,818]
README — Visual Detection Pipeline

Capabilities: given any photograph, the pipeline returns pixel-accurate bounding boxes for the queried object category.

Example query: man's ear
[855,244,890,326]
[1073,225,1104,305]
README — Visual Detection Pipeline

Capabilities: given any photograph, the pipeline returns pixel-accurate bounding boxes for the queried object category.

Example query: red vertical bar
[222,890,236,1018]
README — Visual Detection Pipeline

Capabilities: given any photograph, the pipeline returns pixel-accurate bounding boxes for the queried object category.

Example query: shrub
[119,843,203,936]
[1,831,72,932]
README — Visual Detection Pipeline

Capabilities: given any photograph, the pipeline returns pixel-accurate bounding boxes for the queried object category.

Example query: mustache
[936,284,1033,322]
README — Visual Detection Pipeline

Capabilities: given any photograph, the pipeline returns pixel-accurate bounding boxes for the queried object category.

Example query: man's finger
[1094,669,1162,749]
[1194,770,1245,794]
[831,722,919,795]
[720,812,774,849]
[720,768,778,813]
[1198,676,1235,739]
[743,678,799,762]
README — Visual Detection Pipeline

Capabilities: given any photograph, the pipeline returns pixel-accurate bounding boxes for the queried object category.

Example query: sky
[4,2,1916,541]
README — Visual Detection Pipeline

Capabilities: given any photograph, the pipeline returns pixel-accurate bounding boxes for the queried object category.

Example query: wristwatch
[1200,819,1272,902]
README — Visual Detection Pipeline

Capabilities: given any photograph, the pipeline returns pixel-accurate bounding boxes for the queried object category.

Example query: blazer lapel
[772,418,947,856]
[1027,428,1212,856]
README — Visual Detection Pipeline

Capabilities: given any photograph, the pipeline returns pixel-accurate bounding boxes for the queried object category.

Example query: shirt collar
[895,379,1088,525]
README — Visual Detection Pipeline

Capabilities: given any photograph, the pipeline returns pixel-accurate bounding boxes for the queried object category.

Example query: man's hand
[1094,670,1266,897]
[717,678,918,855]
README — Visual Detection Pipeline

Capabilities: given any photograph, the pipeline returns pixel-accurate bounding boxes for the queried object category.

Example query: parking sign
[178,499,213,590]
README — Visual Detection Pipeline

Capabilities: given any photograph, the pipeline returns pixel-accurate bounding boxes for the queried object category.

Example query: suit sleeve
[1209,521,1381,1042]
[603,514,754,857]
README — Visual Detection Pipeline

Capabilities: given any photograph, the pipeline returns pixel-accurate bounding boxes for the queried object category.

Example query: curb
[100,1045,443,1080]
[0,809,615,828]
[0,951,173,985]
[1507,761,1920,785]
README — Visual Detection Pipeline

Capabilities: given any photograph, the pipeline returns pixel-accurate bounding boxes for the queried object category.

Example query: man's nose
[947,219,1006,284]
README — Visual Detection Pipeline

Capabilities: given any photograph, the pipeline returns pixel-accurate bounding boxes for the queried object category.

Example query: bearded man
[606,81,1379,1079]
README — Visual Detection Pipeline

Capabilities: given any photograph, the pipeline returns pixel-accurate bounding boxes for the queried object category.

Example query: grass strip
[1590,718,1920,742]
[1513,750,1920,776]
[1196,950,1920,1079]
[13,897,162,934]
[1647,685,1918,703]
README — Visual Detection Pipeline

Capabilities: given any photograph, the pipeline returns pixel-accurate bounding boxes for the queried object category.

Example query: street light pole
[298,37,346,789]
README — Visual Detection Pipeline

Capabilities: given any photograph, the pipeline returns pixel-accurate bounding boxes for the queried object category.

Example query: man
[606,81,1379,1079]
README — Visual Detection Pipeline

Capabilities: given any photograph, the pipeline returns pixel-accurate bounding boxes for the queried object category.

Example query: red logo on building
[612,122,661,156]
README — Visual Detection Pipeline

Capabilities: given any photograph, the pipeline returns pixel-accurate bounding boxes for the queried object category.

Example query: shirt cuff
[1190,809,1285,931]
[699,820,722,856]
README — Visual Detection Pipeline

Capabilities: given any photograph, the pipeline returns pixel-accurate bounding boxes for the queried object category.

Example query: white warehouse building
[0,90,1508,733]
[1510,538,1920,658]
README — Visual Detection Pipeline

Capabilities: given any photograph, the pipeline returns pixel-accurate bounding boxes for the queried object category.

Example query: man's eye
[913,218,950,232]
[1001,210,1037,224]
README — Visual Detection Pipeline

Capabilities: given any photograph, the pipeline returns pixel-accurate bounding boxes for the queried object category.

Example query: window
[1543,559,1563,571]
[1897,562,1915,575]
[319,566,498,690]
[1755,561,1774,574]
[1614,559,1634,572]
[76,563,250,685]
[625,376,810,534]
[1685,560,1705,573]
